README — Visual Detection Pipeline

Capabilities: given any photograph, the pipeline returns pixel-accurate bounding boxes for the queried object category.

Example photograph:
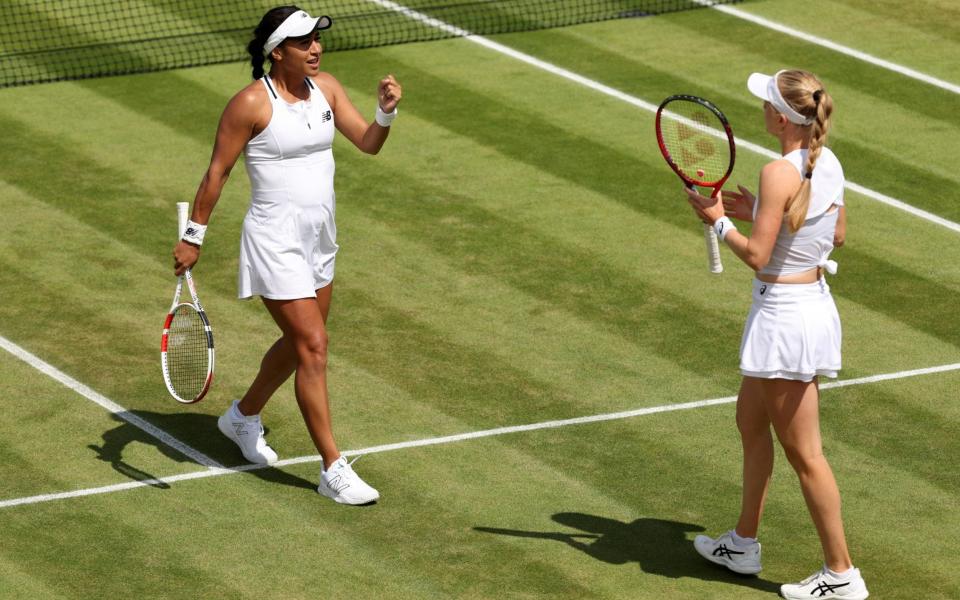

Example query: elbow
[745,253,770,272]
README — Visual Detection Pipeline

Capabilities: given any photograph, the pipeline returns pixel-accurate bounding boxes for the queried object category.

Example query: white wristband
[182,220,207,246]
[713,216,736,241]
[375,105,397,127]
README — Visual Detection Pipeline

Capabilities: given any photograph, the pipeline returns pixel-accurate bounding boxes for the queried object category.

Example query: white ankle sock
[730,530,756,547]
[825,565,854,580]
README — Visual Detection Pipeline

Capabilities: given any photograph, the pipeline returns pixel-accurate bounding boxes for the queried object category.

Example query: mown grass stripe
[696,0,960,95]
[0,335,221,469]
[3,361,957,510]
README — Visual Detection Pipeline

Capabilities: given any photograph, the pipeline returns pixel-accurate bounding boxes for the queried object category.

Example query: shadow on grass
[87,410,316,492]
[475,512,780,593]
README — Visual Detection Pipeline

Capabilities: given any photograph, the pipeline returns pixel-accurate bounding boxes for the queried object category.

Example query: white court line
[696,0,960,96]
[2,361,958,509]
[365,0,960,235]
[0,335,223,469]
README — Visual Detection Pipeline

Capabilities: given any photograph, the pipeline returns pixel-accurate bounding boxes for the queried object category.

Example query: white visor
[747,71,814,126]
[264,10,332,55]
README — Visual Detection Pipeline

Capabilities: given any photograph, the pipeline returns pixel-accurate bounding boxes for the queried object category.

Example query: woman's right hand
[722,184,756,222]
[173,241,200,276]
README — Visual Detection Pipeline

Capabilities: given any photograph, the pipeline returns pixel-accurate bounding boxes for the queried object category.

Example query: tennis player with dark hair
[172,5,402,505]
[686,70,867,599]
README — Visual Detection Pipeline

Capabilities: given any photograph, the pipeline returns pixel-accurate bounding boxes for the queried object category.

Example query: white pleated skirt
[739,278,841,382]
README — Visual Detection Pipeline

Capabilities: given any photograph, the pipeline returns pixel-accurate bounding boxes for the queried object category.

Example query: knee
[781,443,824,474]
[295,331,329,368]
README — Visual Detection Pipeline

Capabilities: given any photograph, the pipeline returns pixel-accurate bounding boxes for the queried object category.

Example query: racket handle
[703,223,723,274]
[177,202,189,239]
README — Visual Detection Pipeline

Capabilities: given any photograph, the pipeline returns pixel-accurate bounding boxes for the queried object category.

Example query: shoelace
[324,456,364,493]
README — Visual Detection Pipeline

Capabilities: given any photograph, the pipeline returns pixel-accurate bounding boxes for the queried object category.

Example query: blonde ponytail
[777,71,833,232]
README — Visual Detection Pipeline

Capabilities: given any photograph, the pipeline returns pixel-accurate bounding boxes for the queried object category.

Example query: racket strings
[166,305,209,399]
[661,103,730,183]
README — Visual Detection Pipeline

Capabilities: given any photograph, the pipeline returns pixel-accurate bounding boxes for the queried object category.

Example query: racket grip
[177,202,189,239]
[703,223,723,274]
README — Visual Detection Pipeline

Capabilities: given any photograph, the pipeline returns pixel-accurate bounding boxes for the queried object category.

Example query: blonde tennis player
[686,70,867,599]
[173,6,402,505]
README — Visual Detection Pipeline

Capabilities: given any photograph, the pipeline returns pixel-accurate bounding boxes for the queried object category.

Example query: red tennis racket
[655,95,736,274]
[160,202,214,404]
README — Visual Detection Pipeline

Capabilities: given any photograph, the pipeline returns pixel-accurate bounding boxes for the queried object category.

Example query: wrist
[713,216,736,241]
[375,105,397,127]
[182,220,207,246]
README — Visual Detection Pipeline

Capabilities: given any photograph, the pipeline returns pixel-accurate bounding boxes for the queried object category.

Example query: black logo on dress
[759,284,767,295]
[321,110,332,123]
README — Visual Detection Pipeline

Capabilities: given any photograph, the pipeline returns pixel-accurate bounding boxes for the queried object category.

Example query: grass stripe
[697,0,960,95]
[0,335,221,468]
[3,361,957,510]
[363,0,960,235]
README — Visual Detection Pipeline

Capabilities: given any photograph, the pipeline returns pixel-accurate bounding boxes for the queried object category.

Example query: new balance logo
[321,110,332,123]
[233,422,248,437]
[185,227,198,236]
[325,474,350,493]
[711,544,744,559]
[811,581,849,597]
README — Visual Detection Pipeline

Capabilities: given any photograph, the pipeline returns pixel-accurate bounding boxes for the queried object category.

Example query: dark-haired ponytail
[248,6,301,80]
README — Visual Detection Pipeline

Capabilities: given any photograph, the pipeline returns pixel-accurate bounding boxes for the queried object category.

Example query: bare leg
[735,376,774,539]
[764,377,852,572]
[237,285,333,416]
[239,285,340,468]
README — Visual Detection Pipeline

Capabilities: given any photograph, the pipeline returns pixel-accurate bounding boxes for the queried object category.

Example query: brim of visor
[746,72,774,102]
[285,15,334,38]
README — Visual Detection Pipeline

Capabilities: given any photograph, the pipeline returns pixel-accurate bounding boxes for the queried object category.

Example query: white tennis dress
[238,75,338,300]
[739,147,844,381]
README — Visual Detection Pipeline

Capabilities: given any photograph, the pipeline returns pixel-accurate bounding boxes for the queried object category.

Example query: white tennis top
[237,75,339,299]
[755,147,845,277]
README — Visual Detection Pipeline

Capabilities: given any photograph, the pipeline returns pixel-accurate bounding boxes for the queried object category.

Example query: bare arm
[834,204,846,247]
[687,160,797,272]
[173,86,265,275]
[319,73,402,155]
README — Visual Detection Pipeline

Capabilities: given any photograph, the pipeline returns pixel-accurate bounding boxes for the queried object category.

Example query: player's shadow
[475,513,780,593]
[87,410,316,491]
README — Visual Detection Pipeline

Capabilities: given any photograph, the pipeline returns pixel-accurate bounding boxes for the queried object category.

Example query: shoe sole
[695,544,762,575]
[780,587,868,600]
[316,485,379,505]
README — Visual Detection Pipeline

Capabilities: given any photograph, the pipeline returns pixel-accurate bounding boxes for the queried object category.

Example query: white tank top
[755,147,845,276]
[244,75,336,220]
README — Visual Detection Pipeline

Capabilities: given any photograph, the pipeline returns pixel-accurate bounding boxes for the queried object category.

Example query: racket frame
[655,94,736,274]
[160,202,214,404]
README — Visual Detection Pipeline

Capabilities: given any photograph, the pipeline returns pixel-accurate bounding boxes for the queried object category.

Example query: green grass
[1,1,959,598]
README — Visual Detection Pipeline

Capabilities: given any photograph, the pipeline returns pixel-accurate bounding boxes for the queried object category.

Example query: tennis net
[0,1,739,88]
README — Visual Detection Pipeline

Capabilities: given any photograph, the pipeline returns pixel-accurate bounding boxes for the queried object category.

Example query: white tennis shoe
[694,530,762,575]
[217,400,278,465]
[781,567,869,599]
[318,456,379,505]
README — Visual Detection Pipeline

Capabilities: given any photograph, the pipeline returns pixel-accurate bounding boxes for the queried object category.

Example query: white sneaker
[694,530,762,574]
[318,456,379,505]
[217,400,278,465]
[781,566,869,599]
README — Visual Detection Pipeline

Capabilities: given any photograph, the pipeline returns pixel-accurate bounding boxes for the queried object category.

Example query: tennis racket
[655,94,736,274]
[161,202,214,404]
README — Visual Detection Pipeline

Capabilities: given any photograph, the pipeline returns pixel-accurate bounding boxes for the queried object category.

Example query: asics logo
[760,284,767,295]
[811,581,849,596]
[711,544,744,559]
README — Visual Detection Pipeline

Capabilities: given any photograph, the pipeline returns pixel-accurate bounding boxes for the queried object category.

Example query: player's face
[285,31,323,74]
[762,101,784,135]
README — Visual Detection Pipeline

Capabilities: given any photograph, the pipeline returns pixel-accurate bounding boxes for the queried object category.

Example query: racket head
[655,94,736,190]
[161,302,213,404]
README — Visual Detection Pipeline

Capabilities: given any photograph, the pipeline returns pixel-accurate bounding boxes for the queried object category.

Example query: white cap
[264,10,332,55]
[747,70,814,126]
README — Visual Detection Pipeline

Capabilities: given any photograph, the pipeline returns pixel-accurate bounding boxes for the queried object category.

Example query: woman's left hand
[378,74,402,113]
[685,186,724,225]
